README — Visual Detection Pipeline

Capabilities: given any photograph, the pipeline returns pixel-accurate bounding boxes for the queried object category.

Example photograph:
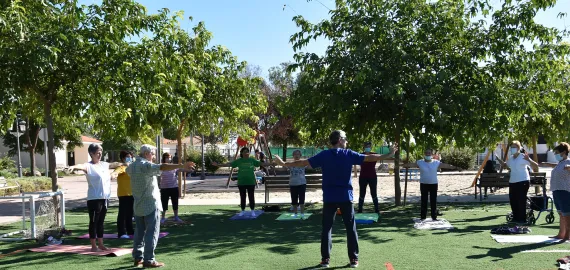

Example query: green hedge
[2,177,55,195]
[440,147,476,170]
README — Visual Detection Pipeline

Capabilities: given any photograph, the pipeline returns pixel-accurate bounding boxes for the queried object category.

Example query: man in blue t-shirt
[274,130,397,268]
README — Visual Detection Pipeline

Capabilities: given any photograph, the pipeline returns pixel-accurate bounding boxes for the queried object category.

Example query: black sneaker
[320,258,330,268]
[350,259,359,268]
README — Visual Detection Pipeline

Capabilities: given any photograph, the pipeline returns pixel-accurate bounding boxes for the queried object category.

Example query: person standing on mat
[357,142,380,213]
[495,140,539,225]
[66,144,126,252]
[159,152,191,224]
[112,150,135,239]
[213,147,273,217]
[126,144,195,268]
[402,149,460,221]
[274,150,307,218]
[540,142,570,240]
[274,130,397,268]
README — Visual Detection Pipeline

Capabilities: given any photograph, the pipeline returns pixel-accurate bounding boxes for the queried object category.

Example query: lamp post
[200,134,205,180]
[10,113,26,178]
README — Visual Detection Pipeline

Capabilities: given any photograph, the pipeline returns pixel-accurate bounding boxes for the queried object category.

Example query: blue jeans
[133,209,160,263]
[321,202,359,260]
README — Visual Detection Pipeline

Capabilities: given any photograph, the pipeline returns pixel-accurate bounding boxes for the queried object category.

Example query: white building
[0,135,103,170]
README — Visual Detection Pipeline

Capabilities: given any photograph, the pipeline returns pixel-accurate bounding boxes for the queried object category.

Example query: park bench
[476,173,510,201]
[263,175,322,204]
[399,168,420,181]
[0,177,21,196]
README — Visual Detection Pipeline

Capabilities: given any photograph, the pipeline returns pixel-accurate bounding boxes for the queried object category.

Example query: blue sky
[83,0,569,77]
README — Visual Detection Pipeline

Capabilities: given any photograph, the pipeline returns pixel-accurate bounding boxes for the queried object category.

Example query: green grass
[0,203,566,270]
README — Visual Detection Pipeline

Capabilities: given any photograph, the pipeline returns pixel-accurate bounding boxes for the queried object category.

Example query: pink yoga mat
[77,232,169,239]
[29,245,131,257]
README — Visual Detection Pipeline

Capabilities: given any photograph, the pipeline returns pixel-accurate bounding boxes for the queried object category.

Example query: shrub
[440,147,476,170]
[0,155,15,171]
[2,177,55,195]
[0,169,16,178]
[205,146,227,174]
[185,147,202,165]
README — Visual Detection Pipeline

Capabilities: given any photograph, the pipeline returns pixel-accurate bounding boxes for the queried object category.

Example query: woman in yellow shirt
[114,150,134,239]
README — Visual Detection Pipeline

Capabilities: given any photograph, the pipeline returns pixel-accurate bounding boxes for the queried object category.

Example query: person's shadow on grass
[467,241,568,262]
[298,264,353,270]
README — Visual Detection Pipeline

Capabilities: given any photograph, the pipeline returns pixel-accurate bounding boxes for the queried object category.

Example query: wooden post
[183,143,187,198]
[471,150,491,187]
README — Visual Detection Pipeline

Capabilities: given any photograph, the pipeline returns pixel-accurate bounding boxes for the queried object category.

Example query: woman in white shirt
[496,141,538,225]
[67,144,124,251]
[403,149,459,221]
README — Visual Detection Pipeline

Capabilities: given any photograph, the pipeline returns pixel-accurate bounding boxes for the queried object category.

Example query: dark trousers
[420,183,438,220]
[509,181,530,223]
[117,196,134,237]
[87,199,108,239]
[321,202,359,260]
[358,177,379,213]
[160,187,179,211]
[238,185,256,210]
[290,184,307,205]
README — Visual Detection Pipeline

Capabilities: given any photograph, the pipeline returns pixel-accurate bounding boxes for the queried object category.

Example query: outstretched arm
[495,154,509,169]
[273,155,312,168]
[66,164,88,174]
[363,144,398,162]
[540,162,558,168]
[108,162,128,169]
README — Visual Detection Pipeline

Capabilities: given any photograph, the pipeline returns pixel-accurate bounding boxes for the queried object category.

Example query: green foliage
[440,148,476,170]
[0,155,15,171]
[3,177,53,195]
[0,170,17,179]
[185,147,202,165]
[204,146,227,174]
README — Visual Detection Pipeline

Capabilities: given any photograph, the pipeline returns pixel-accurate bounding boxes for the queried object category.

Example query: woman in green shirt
[213,147,273,217]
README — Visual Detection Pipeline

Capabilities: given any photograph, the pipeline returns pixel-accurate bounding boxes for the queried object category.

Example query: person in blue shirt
[274,130,397,268]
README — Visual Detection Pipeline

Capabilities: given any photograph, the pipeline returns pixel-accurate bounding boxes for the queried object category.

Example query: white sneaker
[292,213,298,218]
[120,234,130,239]
[238,211,245,217]
[251,211,256,217]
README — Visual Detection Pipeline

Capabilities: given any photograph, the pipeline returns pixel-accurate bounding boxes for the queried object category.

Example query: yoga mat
[413,218,454,230]
[276,213,312,221]
[230,210,264,220]
[355,213,379,224]
[491,235,564,244]
[77,232,169,239]
[522,250,570,253]
[28,245,131,257]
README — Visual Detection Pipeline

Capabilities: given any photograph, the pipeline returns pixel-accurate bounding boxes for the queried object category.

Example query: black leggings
[290,184,307,205]
[160,187,179,211]
[117,196,134,237]
[420,183,438,220]
[359,177,378,200]
[238,185,255,211]
[87,199,108,239]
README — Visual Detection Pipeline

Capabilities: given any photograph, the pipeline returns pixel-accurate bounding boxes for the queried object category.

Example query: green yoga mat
[355,213,379,224]
[276,213,312,221]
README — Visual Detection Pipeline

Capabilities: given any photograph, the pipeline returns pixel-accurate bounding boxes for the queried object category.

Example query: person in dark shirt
[255,149,269,176]
[274,130,397,268]
[357,142,380,213]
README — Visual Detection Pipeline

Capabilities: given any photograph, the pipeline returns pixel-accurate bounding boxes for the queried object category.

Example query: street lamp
[10,113,26,178]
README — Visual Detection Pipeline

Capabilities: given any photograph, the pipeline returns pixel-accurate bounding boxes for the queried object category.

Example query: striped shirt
[126,157,162,216]
[160,169,179,189]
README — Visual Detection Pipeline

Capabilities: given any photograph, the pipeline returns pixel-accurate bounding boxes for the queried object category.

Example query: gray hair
[87,143,103,155]
[139,144,156,157]
[329,130,347,145]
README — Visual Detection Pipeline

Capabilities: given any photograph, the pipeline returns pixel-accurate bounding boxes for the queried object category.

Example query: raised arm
[363,144,398,162]
[521,153,539,172]
[495,154,508,169]
[273,155,312,168]
[160,162,195,171]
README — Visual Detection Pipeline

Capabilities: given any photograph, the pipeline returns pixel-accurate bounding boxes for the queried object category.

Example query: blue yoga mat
[355,213,379,224]
[229,210,264,220]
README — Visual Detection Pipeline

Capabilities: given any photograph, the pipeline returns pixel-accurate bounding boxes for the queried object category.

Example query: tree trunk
[532,136,540,194]
[26,123,40,176]
[176,120,186,197]
[282,141,287,161]
[44,101,60,226]
[393,126,402,206]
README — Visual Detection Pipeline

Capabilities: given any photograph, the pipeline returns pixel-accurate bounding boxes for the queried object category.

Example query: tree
[288,0,567,205]
[0,0,159,191]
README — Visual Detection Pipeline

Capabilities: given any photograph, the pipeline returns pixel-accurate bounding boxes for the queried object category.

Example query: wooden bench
[264,175,322,204]
[0,177,20,196]
[476,173,510,201]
